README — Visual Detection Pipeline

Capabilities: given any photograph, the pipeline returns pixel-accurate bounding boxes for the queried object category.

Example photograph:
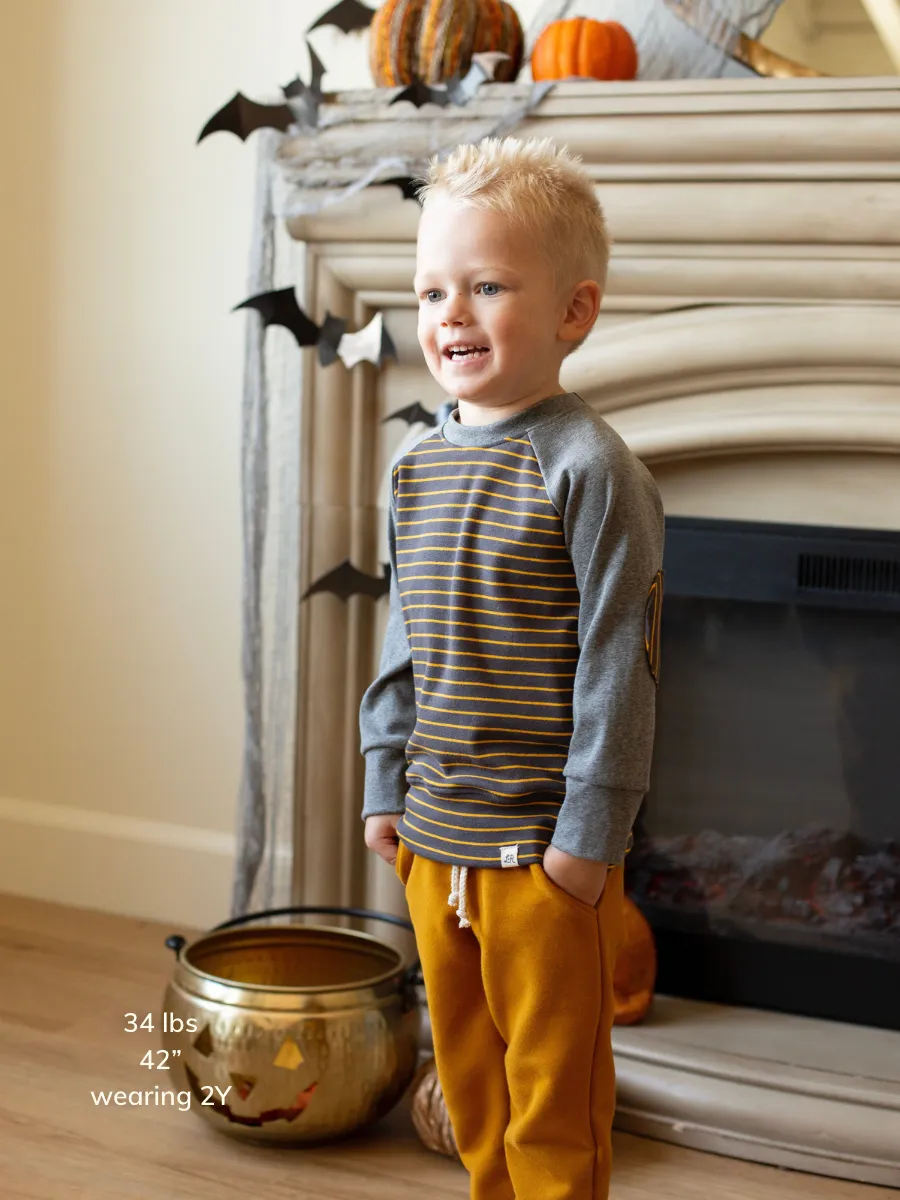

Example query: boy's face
[414,195,585,421]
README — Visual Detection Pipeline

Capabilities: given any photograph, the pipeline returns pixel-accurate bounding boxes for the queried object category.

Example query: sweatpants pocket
[394,840,414,886]
[531,862,602,917]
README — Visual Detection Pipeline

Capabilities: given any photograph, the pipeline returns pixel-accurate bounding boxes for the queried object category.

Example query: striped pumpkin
[370,0,523,88]
[472,0,523,83]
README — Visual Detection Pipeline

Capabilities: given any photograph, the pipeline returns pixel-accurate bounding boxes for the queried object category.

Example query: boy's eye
[422,283,503,302]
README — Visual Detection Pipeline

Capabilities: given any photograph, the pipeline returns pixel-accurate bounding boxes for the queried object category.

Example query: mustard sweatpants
[395,841,625,1200]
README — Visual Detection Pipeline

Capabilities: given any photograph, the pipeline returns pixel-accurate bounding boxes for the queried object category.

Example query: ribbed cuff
[550,782,644,863]
[360,747,408,820]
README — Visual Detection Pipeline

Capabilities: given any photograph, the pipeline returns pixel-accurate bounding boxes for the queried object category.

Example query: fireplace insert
[627,515,900,1031]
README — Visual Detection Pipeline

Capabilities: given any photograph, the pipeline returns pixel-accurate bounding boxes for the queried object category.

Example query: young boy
[359,135,665,1200]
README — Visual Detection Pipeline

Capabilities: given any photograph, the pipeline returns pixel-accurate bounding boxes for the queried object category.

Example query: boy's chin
[440,369,497,399]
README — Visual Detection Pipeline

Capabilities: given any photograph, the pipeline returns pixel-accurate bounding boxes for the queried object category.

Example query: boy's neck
[456,384,565,427]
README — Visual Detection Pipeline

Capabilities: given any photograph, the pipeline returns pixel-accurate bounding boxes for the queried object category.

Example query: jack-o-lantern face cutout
[184,1065,318,1127]
[272,1035,304,1070]
[183,1027,319,1127]
[230,1073,256,1101]
[192,1024,214,1057]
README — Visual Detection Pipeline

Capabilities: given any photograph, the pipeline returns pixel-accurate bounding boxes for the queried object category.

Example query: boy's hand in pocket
[364,814,403,864]
[543,844,608,907]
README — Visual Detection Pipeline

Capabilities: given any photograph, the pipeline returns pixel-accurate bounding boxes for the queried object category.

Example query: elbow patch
[644,569,664,686]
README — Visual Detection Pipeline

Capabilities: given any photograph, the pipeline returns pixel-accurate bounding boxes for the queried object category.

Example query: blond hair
[416,135,610,357]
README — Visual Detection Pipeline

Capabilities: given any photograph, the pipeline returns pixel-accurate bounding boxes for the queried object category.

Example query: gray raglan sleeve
[532,419,665,863]
[358,476,415,819]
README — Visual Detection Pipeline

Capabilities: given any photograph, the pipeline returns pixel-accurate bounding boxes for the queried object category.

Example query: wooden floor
[0,892,892,1200]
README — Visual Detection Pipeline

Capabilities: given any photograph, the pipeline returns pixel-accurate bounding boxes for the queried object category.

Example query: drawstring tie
[448,864,471,929]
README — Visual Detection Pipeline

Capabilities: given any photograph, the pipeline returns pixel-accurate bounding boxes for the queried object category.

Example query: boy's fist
[364,813,403,864]
[543,843,609,908]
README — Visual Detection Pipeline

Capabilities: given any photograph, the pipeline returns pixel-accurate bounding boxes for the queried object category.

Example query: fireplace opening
[626,515,900,1031]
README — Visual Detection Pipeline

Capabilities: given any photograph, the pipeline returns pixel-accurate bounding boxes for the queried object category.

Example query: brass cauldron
[161,906,422,1144]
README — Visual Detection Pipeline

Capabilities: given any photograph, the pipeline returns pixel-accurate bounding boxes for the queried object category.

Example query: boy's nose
[441,292,471,322]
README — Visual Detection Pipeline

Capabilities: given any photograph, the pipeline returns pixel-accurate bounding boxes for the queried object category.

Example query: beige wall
[0,0,369,925]
[767,0,897,74]
[0,0,893,926]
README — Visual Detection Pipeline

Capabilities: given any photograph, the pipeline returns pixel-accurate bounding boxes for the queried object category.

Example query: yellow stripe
[410,782,564,811]
[416,673,569,693]
[420,688,569,711]
[411,761,562,787]
[398,829,546,863]
[399,568,578,590]
[413,729,568,747]
[400,472,546,489]
[402,594,577,615]
[398,501,557,521]
[408,617,575,636]
[404,809,553,836]
[408,737,565,758]
[414,650,577,667]
[403,816,549,851]
[409,773,563,803]
[398,544,573,566]
[405,445,538,465]
[398,514,566,538]
[396,486,553,506]
[411,632,577,650]
[406,607,574,629]
[419,702,572,724]
[417,717,572,737]
[398,531,569,555]
[404,458,543,478]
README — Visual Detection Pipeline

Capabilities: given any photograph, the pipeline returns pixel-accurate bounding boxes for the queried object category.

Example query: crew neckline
[440,392,585,447]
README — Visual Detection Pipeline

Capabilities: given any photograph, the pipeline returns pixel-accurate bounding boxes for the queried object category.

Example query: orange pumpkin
[613,896,657,1025]
[531,17,638,82]
[370,0,524,88]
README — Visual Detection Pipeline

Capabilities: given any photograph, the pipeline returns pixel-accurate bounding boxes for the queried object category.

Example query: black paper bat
[282,41,328,129]
[198,93,294,143]
[284,41,327,99]
[389,52,510,110]
[234,288,397,368]
[201,41,328,142]
[389,81,450,110]
[302,560,391,601]
[391,65,554,113]
[382,402,439,428]
[378,176,424,202]
[307,0,376,34]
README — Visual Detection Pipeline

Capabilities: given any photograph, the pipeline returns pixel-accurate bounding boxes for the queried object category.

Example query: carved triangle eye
[192,1023,214,1057]
[273,1035,305,1070]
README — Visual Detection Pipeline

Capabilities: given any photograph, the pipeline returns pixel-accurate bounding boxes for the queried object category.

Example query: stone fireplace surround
[282,78,900,1185]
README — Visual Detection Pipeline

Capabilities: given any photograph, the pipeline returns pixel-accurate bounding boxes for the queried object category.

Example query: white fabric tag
[500,844,520,868]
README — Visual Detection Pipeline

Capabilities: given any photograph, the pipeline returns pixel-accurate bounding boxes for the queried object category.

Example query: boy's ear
[556,274,607,343]
[560,279,603,343]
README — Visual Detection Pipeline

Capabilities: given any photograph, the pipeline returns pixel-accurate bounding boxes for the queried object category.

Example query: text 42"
[140,1049,182,1070]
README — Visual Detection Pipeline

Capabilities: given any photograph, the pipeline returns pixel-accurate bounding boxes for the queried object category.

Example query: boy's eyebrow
[413,265,522,288]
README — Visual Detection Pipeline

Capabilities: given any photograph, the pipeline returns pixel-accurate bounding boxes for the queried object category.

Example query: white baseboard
[0,796,236,928]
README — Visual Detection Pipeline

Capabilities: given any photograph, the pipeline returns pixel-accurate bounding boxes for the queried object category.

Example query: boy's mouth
[443,343,491,362]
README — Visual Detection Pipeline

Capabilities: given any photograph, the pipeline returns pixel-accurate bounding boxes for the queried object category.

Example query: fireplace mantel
[282,77,900,1185]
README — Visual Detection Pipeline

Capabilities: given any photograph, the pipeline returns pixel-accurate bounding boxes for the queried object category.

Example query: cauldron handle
[166,906,423,988]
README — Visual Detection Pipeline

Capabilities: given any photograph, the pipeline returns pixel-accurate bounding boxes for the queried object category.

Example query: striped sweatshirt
[359,391,665,867]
